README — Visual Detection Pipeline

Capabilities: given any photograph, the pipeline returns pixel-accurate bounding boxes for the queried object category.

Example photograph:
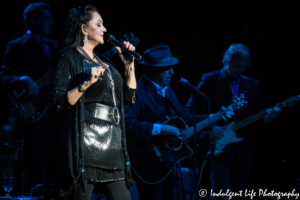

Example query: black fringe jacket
[51,47,134,197]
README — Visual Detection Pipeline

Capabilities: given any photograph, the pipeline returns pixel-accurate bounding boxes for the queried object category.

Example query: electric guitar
[213,95,300,156]
[6,69,52,124]
[127,99,244,184]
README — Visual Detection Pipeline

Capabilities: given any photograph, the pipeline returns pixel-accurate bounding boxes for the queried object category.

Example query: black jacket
[184,68,263,165]
[185,68,263,135]
[0,32,58,123]
[51,48,134,196]
[125,74,208,141]
[0,32,57,90]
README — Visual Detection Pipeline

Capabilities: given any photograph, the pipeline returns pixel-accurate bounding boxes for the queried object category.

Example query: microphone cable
[202,93,216,200]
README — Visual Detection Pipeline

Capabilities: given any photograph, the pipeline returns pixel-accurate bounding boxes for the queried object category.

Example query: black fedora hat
[138,45,178,67]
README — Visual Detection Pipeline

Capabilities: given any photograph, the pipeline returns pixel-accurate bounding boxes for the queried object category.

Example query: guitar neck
[231,110,267,131]
[182,112,222,139]
[231,102,286,131]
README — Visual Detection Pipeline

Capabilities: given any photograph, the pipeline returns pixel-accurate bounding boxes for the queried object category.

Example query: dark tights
[72,179,130,200]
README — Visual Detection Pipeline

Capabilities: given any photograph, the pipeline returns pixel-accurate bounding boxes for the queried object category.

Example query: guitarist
[184,43,280,199]
[0,2,58,195]
[124,45,234,200]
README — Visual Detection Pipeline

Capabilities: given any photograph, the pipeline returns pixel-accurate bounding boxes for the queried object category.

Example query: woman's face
[85,11,107,45]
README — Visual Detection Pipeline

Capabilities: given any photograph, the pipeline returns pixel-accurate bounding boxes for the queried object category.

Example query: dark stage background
[1,1,299,194]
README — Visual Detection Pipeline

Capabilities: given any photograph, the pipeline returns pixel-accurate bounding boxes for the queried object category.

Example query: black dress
[51,47,134,197]
[82,53,125,182]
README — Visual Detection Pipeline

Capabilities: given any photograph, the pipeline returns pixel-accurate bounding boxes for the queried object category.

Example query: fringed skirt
[83,111,125,183]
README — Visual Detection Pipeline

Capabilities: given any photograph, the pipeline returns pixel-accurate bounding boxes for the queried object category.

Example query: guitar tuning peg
[129,32,134,38]
[232,96,237,102]
[122,34,129,41]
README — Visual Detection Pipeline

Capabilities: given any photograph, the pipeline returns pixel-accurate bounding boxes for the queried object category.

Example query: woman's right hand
[86,66,105,86]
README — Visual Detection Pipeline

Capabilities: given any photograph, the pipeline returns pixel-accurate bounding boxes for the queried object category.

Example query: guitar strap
[235,76,253,137]
[239,75,249,114]
[240,75,248,97]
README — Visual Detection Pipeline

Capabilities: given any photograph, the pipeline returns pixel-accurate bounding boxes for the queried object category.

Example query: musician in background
[0,2,57,194]
[185,43,280,199]
[125,45,233,200]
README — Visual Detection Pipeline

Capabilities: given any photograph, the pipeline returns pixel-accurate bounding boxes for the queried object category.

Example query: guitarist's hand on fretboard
[219,106,235,121]
[264,106,281,123]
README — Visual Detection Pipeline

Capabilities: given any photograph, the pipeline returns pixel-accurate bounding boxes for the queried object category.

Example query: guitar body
[212,95,300,156]
[127,116,193,184]
[127,100,246,184]
[213,122,244,156]
[6,69,51,124]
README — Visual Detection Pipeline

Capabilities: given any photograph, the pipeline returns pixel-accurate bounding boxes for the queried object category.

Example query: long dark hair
[59,4,98,51]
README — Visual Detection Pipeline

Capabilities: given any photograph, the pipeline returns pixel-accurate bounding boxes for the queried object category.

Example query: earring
[83,34,88,46]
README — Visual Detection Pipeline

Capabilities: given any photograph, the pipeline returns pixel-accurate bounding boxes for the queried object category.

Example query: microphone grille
[104,33,114,42]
